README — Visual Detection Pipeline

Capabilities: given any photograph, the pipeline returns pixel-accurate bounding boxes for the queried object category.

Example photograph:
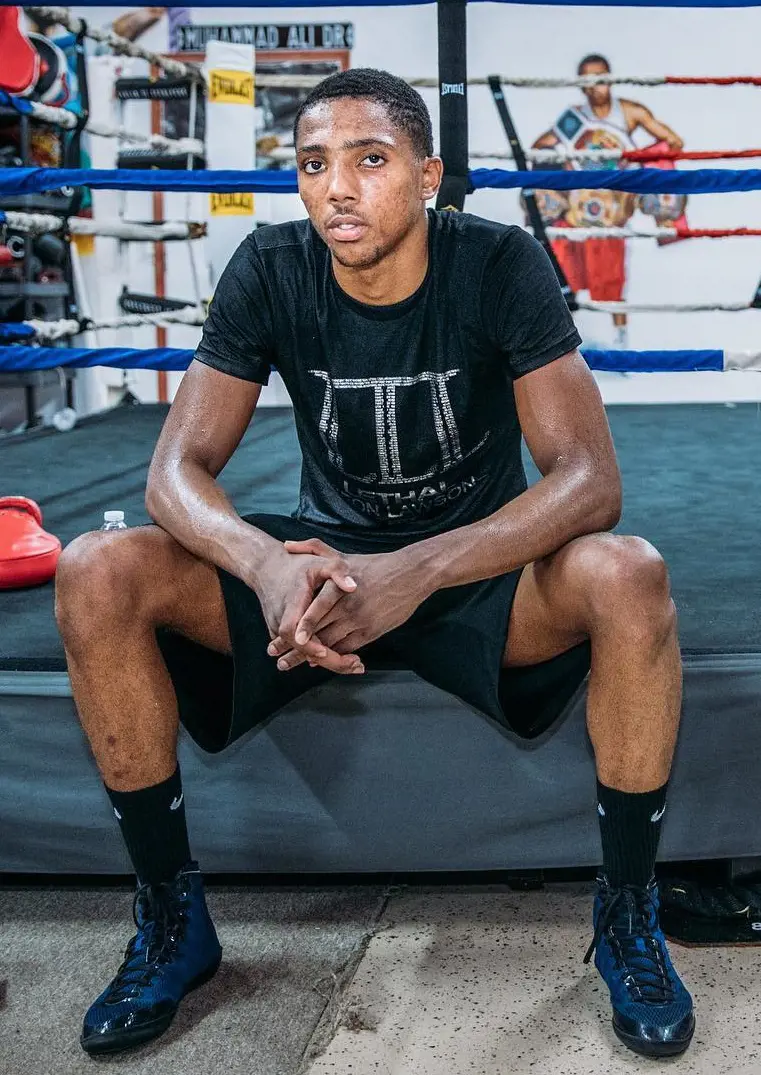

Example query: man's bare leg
[504,531,680,793]
[55,526,231,792]
[56,527,229,1056]
[613,311,629,350]
[504,531,693,1057]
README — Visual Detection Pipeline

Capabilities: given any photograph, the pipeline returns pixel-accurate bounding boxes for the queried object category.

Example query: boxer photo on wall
[531,53,686,349]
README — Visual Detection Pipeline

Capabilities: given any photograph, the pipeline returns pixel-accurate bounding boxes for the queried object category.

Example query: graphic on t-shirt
[309,368,491,486]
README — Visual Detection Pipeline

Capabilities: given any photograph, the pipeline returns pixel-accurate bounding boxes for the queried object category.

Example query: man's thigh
[95,523,232,655]
[504,538,596,668]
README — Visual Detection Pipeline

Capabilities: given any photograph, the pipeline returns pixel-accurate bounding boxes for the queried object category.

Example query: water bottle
[101,510,127,531]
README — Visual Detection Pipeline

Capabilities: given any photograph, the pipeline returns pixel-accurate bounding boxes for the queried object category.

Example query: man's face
[296,97,439,270]
[580,60,611,108]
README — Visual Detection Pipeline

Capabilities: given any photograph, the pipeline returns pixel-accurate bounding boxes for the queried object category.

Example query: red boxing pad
[0,496,61,589]
[0,7,40,96]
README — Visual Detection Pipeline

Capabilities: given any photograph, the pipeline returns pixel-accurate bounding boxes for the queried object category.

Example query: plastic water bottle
[101,510,127,531]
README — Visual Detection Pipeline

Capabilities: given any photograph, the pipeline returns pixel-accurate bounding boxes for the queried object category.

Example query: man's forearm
[145,459,280,586]
[399,463,621,591]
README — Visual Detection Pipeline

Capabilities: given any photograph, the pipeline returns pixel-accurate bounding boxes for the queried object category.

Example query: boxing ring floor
[2,400,761,874]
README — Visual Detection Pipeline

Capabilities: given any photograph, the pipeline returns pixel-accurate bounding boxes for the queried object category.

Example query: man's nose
[326,160,358,203]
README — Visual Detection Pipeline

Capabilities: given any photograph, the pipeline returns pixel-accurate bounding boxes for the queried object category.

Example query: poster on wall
[95,8,353,171]
[526,52,688,346]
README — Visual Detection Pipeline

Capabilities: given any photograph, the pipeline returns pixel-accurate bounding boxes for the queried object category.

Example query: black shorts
[158,513,591,754]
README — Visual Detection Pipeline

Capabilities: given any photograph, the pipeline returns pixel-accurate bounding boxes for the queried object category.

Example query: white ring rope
[545,226,682,241]
[3,212,205,241]
[25,299,758,340]
[579,300,752,313]
[14,98,203,155]
[472,148,633,163]
[241,73,670,91]
[25,7,201,81]
[25,305,206,341]
[725,352,761,370]
[262,145,630,165]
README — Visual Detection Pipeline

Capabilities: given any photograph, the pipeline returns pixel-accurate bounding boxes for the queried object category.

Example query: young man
[533,53,684,348]
[55,68,694,1060]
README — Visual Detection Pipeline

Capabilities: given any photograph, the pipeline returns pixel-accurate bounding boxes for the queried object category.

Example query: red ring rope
[674,226,761,239]
[665,76,761,86]
[623,147,761,163]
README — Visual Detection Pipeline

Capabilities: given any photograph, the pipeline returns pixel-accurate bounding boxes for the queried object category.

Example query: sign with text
[208,68,255,105]
[209,192,255,216]
[177,23,354,53]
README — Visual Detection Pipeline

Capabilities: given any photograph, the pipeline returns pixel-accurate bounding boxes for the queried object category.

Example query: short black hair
[293,68,434,159]
[577,54,611,75]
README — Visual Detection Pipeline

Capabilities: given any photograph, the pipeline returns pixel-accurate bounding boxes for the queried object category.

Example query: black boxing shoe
[80,862,221,1055]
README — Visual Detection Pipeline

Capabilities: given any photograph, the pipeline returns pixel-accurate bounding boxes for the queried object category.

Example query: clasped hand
[264,538,428,674]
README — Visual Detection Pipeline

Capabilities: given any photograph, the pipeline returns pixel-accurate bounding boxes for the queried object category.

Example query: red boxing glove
[0,7,40,96]
[0,496,61,589]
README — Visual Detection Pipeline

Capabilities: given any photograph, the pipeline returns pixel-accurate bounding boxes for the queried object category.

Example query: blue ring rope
[48,1,761,8]
[0,346,726,374]
[3,166,761,197]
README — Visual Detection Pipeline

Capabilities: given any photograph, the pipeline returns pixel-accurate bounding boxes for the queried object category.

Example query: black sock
[596,779,668,889]
[106,766,192,886]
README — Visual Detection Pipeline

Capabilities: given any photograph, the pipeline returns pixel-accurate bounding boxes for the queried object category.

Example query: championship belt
[566,189,636,228]
[553,107,635,229]
[522,188,569,226]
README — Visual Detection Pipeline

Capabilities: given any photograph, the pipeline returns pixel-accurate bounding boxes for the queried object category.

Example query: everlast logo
[210,72,253,101]
[210,192,252,213]
[441,82,465,96]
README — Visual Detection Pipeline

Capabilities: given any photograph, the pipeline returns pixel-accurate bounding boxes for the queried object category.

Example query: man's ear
[422,155,444,201]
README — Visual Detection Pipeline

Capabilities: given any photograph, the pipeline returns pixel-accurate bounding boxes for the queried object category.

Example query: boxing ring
[3,0,761,876]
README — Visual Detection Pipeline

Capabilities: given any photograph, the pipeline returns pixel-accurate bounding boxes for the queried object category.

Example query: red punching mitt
[0,496,61,589]
[0,7,40,96]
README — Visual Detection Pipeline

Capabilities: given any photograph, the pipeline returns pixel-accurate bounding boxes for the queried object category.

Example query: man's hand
[267,538,435,672]
[252,545,363,674]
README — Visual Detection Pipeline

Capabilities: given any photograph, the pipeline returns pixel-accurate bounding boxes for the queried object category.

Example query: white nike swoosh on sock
[113,807,122,821]
[650,806,666,823]
[170,793,184,811]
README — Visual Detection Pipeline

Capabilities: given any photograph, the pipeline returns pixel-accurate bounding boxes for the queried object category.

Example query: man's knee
[567,533,675,635]
[55,529,156,638]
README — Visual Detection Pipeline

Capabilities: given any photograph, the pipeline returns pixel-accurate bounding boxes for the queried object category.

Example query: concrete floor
[1,882,759,1075]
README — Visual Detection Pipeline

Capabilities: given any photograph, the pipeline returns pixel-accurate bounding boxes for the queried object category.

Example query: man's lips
[326,215,368,242]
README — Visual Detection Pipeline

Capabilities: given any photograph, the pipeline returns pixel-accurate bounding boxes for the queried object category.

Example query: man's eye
[363,154,385,166]
[302,160,323,174]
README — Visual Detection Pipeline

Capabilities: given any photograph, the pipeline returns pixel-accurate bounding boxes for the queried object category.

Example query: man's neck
[591,99,613,120]
[332,212,429,306]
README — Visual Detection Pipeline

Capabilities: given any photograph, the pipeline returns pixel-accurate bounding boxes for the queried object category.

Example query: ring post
[436,0,468,212]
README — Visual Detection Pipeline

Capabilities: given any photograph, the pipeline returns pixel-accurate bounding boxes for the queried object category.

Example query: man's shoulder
[247,217,314,256]
[237,219,323,297]
[432,209,525,256]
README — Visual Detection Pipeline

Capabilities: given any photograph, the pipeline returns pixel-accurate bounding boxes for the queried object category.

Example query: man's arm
[146,360,361,672]
[623,100,683,151]
[532,130,560,150]
[395,350,622,589]
[145,360,278,580]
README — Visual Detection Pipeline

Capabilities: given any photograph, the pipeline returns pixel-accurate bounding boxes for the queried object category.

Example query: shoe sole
[613,1016,695,1058]
[80,952,222,1056]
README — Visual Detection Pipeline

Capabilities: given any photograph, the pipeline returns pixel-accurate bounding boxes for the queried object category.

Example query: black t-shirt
[195,210,581,543]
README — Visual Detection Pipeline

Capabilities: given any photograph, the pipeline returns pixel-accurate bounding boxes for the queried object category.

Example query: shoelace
[583,885,676,1004]
[105,881,190,1003]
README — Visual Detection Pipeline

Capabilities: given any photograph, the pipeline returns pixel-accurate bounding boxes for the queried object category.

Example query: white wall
[71,4,761,405]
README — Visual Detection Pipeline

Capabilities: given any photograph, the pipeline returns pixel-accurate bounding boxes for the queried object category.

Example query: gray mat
[0,885,389,1075]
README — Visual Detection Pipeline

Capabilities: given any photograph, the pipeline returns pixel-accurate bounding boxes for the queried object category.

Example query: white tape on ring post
[203,40,256,285]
